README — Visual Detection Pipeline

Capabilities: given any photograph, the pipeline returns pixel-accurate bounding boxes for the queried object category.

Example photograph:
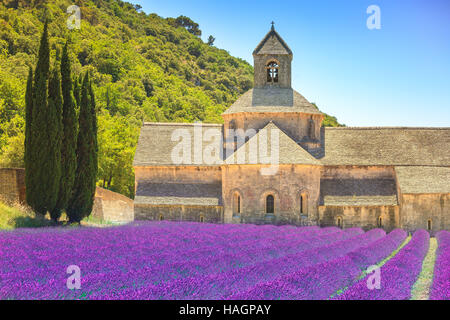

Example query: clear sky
[133,0,450,127]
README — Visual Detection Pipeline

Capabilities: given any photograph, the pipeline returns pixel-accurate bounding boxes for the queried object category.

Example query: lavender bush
[230,229,407,300]
[0,223,433,300]
[429,230,450,300]
[333,229,429,300]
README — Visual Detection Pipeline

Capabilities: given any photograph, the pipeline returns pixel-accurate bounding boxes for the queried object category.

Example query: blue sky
[133,0,450,127]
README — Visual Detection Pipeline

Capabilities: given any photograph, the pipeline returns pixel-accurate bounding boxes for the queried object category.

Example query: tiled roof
[320,178,398,206]
[321,127,450,166]
[253,27,293,55]
[225,122,321,165]
[133,122,223,166]
[135,182,222,206]
[395,166,450,194]
[222,88,323,115]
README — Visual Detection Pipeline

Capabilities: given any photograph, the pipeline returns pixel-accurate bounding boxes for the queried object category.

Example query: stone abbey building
[134,26,450,233]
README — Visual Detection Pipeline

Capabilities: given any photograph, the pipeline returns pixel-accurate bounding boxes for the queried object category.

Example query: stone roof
[222,88,323,115]
[321,127,450,166]
[395,166,450,194]
[135,182,222,206]
[133,122,223,166]
[253,27,292,55]
[225,122,321,165]
[320,178,398,206]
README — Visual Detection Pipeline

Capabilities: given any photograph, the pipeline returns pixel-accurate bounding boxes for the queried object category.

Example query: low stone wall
[134,204,223,223]
[92,187,134,222]
[0,168,25,204]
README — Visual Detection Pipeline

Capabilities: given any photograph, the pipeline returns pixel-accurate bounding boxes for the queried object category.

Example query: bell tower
[253,23,293,88]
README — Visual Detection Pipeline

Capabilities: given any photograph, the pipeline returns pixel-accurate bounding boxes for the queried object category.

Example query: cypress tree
[73,75,81,108]
[29,20,50,215]
[24,67,33,207]
[52,42,77,219]
[46,58,63,221]
[67,72,98,223]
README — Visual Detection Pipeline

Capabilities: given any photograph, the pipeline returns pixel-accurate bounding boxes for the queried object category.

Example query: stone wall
[222,164,321,224]
[399,193,449,235]
[223,112,322,147]
[0,168,25,204]
[318,205,400,232]
[253,54,292,88]
[92,187,134,222]
[134,204,223,223]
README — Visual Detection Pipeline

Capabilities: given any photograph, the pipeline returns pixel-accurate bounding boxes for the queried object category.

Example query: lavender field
[0,222,448,300]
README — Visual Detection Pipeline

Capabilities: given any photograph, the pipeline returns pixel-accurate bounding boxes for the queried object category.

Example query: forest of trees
[0,0,342,199]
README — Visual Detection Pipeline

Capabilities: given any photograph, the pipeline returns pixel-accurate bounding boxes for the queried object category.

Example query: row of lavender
[231,229,408,300]
[1,222,446,300]
[120,228,385,299]
[429,230,450,300]
[0,222,357,299]
[333,229,429,300]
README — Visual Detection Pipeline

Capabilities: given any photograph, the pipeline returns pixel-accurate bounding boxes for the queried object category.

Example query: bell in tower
[253,22,293,88]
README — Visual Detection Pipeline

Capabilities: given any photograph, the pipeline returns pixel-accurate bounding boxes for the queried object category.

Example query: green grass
[0,201,115,230]
[410,237,438,300]
[0,201,54,230]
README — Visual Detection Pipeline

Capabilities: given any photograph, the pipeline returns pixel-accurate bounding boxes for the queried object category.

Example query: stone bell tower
[253,22,293,89]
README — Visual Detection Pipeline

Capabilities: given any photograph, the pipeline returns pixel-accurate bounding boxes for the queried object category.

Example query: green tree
[207,35,215,46]
[52,42,78,220]
[67,72,98,223]
[46,58,63,221]
[24,66,33,196]
[27,20,50,215]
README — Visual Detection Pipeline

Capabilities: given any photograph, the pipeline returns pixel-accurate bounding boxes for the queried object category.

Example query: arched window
[199,215,204,223]
[266,195,274,214]
[159,214,164,221]
[427,219,432,231]
[337,216,343,229]
[378,217,383,228]
[233,192,241,216]
[300,193,307,214]
[266,61,279,83]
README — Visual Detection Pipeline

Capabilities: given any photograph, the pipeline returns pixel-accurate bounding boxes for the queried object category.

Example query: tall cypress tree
[46,58,63,221]
[24,67,33,206]
[67,72,98,223]
[29,20,50,215]
[52,42,77,220]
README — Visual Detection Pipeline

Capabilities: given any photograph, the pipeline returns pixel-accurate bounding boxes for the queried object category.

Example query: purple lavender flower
[429,230,450,300]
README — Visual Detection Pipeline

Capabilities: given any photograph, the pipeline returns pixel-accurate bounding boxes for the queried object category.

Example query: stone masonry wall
[92,187,134,222]
[400,193,449,236]
[318,205,399,232]
[134,204,223,223]
[0,168,25,204]
[222,164,321,225]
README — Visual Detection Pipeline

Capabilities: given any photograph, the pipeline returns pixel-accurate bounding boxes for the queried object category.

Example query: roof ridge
[325,126,450,130]
[143,122,222,127]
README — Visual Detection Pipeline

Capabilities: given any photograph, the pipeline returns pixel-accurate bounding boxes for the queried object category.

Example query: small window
[300,194,307,214]
[237,196,241,214]
[199,215,204,223]
[159,214,164,221]
[266,195,274,214]
[337,217,343,229]
[378,217,383,228]
[427,219,432,231]
[233,193,241,216]
[266,61,279,83]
